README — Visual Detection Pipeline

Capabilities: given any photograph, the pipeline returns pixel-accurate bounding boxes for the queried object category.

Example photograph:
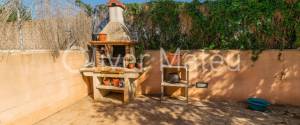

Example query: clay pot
[102,78,111,86]
[112,78,120,87]
[167,73,180,83]
[167,53,182,66]
[136,63,143,69]
[128,63,135,69]
[98,33,107,42]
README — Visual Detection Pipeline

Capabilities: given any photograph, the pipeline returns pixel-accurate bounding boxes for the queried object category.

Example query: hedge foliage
[102,0,300,50]
[2,0,299,51]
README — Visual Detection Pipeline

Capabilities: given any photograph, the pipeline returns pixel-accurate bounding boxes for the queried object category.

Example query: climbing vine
[97,0,300,51]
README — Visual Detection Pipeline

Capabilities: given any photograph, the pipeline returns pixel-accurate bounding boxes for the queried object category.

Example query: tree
[6,7,31,22]
[75,0,93,16]
[0,0,31,22]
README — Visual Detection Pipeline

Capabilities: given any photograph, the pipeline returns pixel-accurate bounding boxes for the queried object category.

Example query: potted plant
[112,78,120,87]
[98,33,107,42]
[166,47,183,66]
[135,43,145,69]
[102,78,111,86]
[135,43,145,56]
[136,62,143,69]
[135,56,144,69]
[125,54,136,69]
[128,63,135,69]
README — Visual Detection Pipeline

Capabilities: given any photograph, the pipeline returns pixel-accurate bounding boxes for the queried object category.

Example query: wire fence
[0,0,92,50]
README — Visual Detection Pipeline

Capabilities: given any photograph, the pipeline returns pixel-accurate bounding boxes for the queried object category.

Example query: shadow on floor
[35,96,300,125]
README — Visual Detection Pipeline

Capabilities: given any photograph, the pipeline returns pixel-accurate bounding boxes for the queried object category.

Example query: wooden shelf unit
[97,85,125,91]
[91,72,139,103]
[161,65,190,103]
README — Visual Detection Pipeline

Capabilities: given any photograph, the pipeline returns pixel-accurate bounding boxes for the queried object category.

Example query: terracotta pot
[128,63,135,69]
[98,33,107,42]
[167,53,182,65]
[112,78,120,87]
[136,63,143,69]
[102,78,111,86]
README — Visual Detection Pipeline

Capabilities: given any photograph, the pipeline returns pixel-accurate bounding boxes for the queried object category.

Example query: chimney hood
[98,0,133,43]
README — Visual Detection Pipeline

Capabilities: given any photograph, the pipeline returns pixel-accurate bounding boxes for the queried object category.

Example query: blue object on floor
[247,98,271,112]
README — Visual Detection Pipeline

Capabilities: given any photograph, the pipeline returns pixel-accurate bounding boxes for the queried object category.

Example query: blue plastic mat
[247,98,271,112]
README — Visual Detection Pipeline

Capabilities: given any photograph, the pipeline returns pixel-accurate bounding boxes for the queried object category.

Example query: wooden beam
[89,40,138,45]
[123,77,129,103]
[92,75,102,100]
[97,85,125,91]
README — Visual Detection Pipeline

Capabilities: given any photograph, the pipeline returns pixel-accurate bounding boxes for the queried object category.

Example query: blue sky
[82,0,192,6]
[19,0,194,8]
[18,0,194,18]
[3,0,193,7]
[82,0,148,5]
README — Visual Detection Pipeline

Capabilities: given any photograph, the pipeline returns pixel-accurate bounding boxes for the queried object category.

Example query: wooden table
[80,67,141,103]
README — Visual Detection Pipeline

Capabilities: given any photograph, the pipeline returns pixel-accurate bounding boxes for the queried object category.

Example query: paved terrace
[35,96,300,125]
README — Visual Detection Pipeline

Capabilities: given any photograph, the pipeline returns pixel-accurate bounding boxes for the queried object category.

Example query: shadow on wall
[136,51,162,95]
[82,75,93,96]
[139,50,300,106]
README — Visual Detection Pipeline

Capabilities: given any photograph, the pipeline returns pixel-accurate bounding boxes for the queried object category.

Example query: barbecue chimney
[98,0,131,42]
[89,0,137,68]
[108,0,126,24]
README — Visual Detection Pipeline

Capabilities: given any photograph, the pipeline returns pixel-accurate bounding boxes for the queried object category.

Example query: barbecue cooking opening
[112,45,125,57]
[104,45,125,67]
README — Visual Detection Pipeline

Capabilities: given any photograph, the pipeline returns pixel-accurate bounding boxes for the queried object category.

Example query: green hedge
[101,0,300,50]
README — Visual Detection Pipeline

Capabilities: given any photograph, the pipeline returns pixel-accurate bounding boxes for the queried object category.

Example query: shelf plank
[95,73,139,78]
[81,71,94,77]
[80,67,143,74]
[89,40,137,45]
[97,85,125,91]
[162,81,189,87]
[162,65,188,69]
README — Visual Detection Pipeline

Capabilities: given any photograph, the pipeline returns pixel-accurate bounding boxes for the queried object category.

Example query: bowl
[247,98,271,111]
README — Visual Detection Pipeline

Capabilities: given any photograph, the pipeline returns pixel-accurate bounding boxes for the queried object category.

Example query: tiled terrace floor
[35,96,300,125]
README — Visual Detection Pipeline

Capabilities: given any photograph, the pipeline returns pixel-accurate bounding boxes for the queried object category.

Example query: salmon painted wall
[0,51,90,125]
[138,50,300,106]
[0,50,299,125]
